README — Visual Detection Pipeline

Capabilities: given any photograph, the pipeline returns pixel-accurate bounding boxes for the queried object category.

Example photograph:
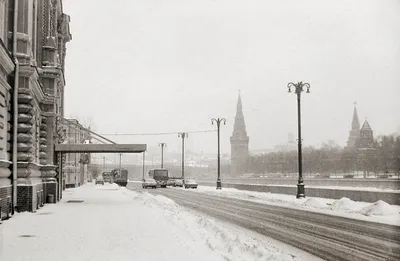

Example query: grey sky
[63,0,400,155]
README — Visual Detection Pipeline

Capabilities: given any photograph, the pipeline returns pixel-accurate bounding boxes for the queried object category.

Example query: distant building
[358,120,374,148]
[346,104,361,149]
[230,92,249,177]
[357,120,376,177]
[345,104,374,150]
[345,103,376,176]
[64,120,91,188]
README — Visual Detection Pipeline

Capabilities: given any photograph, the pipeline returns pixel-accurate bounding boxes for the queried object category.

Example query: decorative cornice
[17,162,43,170]
[42,94,55,105]
[29,68,46,103]
[40,164,56,171]
[42,66,62,77]
[19,65,36,77]
[42,111,58,117]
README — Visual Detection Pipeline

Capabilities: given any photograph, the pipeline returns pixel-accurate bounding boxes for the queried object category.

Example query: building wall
[0,0,71,213]
[0,22,15,218]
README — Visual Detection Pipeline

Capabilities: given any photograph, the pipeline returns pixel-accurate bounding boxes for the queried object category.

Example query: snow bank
[196,216,295,261]
[330,197,361,212]
[188,186,400,226]
[302,198,328,209]
[129,190,318,261]
[359,200,399,216]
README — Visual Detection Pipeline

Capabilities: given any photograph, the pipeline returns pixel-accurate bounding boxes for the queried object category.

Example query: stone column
[16,87,42,212]
[39,116,57,203]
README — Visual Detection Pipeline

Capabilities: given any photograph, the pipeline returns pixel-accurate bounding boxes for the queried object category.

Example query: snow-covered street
[177,185,400,226]
[0,183,321,261]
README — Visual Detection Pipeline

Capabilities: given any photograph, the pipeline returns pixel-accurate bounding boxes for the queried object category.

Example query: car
[174,179,183,187]
[167,179,176,186]
[184,178,198,189]
[142,178,157,189]
[95,178,104,185]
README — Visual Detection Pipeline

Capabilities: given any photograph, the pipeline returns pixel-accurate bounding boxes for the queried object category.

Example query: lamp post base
[216,180,222,190]
[296,183,305,198]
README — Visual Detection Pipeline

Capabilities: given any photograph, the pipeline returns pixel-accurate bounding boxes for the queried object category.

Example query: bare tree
[89,164,102,179]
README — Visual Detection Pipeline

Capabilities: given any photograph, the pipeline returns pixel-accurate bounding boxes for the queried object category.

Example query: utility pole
[103,156,105,173]
[158,143,167,169]
[211,118,226,189]
[119,153,122,174]
[142,151,146,180]
[178,133,188,181]
[287,81,311,198]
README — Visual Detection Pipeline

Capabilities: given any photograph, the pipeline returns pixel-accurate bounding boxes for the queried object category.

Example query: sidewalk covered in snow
[0,183,320,261]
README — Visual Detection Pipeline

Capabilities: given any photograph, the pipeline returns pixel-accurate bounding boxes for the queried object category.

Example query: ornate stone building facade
[230,93,249,177]
[0,0,71,215]
[0,10,15,218]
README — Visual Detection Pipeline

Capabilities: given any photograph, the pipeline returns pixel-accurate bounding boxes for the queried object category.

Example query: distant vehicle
[142,178,157,189]
[174,179,183,187]
[102,172,113,183]
[184,178,198,189]
[167,178,176,186]
[111,168,128,186]
[148,169,169,188]
[95,177,105,185]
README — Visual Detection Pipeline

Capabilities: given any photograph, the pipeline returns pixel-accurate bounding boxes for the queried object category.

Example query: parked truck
[102,172,113,183]
[148,169,168,188]
[111,168,128,187]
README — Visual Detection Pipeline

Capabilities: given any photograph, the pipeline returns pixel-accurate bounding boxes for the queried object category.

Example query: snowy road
[1,183,322,261]
[140,186,400,261]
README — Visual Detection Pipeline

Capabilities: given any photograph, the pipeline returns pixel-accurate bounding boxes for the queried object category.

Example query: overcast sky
[63,0,400,156]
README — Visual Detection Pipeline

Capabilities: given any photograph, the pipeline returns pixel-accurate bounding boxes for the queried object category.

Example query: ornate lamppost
[287,81,310,198]
[211,118,226,189]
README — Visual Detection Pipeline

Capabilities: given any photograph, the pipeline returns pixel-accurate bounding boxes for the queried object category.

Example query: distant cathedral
[230,92,249,177]
[346,103,374,149]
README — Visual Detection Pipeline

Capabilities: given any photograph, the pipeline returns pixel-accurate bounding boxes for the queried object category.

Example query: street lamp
[178,133,188,181]
[287,81,310,198]
[158,143,167,169]
[211,118,226,189]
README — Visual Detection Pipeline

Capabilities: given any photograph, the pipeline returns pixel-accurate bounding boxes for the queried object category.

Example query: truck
[102,172,113,183]
[148,169,168,188]
[111,168,128,187]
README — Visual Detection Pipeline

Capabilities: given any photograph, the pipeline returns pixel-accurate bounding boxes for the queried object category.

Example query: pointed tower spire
[361,119,372,130]
[351,102,360,131]
[359,119,374,148]
[232,90,247,137]
[230,91,249,177]
[346,102,361,149]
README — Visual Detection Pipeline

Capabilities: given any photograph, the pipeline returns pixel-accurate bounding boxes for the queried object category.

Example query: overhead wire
[100,130,217,136]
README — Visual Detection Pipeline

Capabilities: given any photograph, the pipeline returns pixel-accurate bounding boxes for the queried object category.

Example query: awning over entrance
[54,144,146,153]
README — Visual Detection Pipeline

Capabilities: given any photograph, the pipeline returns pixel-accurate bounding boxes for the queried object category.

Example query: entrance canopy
[54,144,146,153]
